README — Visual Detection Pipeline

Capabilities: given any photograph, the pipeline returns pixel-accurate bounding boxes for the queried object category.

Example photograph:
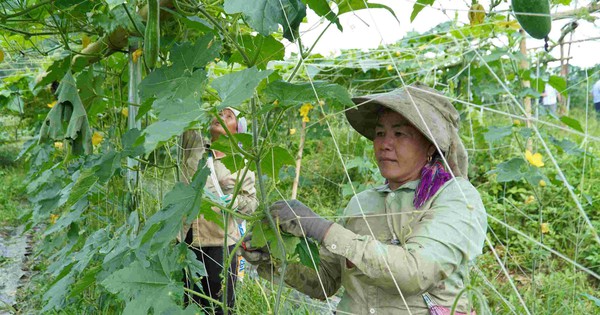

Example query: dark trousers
[595,102,600,115]
[183,232,238,314]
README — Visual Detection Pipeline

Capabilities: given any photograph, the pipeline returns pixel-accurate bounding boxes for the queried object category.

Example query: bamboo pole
[291,121,306,199]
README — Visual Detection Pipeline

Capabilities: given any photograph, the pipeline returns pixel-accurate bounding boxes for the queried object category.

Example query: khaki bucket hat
[345,83,469,177]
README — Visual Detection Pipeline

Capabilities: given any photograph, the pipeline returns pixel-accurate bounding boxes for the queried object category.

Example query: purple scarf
[414,158,452,209]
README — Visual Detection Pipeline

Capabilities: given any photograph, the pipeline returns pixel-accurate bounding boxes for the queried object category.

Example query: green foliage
[0,0,598,314]
[224,0,307,41]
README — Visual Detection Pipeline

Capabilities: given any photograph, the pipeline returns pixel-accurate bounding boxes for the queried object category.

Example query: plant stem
[286,21,333,82]
[197,6,252,66]
[250,95,287,313]
[183,287,223,306]
[214,113,255,159]
[0,24,59,36]
[0,0,53,19]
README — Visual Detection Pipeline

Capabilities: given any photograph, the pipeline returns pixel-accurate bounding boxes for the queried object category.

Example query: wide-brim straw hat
[345,83,469,177]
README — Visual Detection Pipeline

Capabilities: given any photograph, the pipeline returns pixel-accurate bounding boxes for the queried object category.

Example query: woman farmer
[180,107,258,314]
[242,83,487,314]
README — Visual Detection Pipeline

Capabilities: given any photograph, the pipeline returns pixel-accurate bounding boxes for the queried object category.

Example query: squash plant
[2,0,598,314]
[0,0,400,313]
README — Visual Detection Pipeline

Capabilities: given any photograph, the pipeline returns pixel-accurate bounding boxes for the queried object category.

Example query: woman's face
[373,109,434,190]
[209,109,238,140]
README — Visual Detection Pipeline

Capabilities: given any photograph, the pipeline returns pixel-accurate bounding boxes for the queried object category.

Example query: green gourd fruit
[144,0,160,69]
[512,0,551,39]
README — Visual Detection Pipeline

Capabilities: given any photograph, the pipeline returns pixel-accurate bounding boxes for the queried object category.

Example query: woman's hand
[269,200,333,243]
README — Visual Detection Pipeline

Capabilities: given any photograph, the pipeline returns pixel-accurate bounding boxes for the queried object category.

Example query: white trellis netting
[229,1,600,314]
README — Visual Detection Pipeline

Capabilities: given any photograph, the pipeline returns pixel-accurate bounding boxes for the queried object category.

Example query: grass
[0,144,28,227]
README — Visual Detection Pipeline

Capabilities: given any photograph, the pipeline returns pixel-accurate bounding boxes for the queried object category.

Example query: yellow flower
[132,48,143,63]
[524,195,535,204]
[47,100,57,108]
[525,150,544,167]
[289,128,296,135]
[299,103,313,123]
[539,180,546,187]
[82,34,91,49]
[92,132,103,146]
[496,20,520,30]
[50,214,59,224]
[541,222,550,234]
[386,65,394,71]
[513,119,521,126]
[54,141,63,150]
[121,107,129,117]
[395,51,401,57]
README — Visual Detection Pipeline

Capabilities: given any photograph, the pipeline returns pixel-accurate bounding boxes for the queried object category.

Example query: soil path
[0,226,31,314]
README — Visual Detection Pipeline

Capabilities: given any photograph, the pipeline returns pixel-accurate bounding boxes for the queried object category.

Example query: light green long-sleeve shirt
[260,177,487,314]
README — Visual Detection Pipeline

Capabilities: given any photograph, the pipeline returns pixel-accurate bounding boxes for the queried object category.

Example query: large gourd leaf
[135,163,215,255]
[137,35,221,153]
[230,34,285,69]
[264,80,353,109]
[39,72,93,155]
[224,0,307,42]
[101,260,186,315]
[211,67,273,109]
[410,0,435,21]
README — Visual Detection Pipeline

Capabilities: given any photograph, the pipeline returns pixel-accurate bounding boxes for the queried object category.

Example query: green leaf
[295,238,320,270]
[65,169,97,208]
[548,75,567,96]
[101,261,183,315]
[488,158,528,182]
[224,0,307,42]
[135,165,210,254]
[138,35,220,153]
[559,116,583,133]
[122,129,145,158]
[139,35,220,102]
[212,67,273,109]
[140,120,191,154]
[581,293,600,307]
[39,71,93,155]
[336,0,398,22]
[230,34,285,69]
[304,0,341,30]
[264,80,353,109]
[550,136,585,157]
[36,56,71,89]
[483,126,512,144]
[106,0,126,10]
[6,94,24,114]
[44,199,87,236]
[42,273,75,312]
[260,146,295,180]
[410,0,435,22]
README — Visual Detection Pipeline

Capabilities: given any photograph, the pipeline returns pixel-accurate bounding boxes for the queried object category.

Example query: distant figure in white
[541,83,559,115]
[592,79,600,115]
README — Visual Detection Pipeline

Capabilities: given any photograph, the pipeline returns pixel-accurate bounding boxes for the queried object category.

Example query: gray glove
[239,234,271,265]
[270,200,333,243]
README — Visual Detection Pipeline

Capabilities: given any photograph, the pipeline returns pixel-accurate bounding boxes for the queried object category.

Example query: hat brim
[345,97,383,141]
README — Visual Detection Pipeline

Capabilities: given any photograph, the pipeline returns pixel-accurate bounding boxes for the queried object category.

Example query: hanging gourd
[511,0,551,40]
[144,0,160,69]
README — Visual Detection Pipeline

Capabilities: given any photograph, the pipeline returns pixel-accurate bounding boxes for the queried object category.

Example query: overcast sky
[288,0,600,68]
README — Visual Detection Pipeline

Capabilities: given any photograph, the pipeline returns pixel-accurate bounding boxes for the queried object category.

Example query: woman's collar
[375,179,420,193]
